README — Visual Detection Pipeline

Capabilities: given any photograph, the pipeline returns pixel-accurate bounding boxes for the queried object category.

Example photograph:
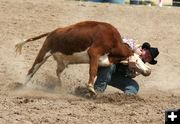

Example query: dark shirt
[115,63,137,78]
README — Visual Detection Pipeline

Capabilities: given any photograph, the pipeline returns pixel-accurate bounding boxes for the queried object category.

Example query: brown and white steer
[15,21,133,94]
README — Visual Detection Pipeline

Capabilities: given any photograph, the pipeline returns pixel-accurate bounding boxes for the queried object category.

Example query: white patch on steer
[53,49,111,67]
[44,51,51,59]
[93,76,97,84]
[53,49,89,65]
[98,54,111,66]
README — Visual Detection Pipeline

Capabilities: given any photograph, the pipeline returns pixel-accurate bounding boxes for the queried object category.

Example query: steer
[15,21,133,95]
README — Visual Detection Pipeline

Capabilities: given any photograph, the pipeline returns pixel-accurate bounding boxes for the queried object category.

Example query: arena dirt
[0,0,180,123]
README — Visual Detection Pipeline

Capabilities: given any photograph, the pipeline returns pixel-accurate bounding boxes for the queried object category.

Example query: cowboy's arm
[133,54,151,76]
[128,54,151,77]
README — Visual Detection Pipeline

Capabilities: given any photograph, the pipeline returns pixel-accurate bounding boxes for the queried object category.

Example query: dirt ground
[0,0,180,123]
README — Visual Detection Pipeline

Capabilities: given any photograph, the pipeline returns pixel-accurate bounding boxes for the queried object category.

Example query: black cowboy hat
[142,42,159,65]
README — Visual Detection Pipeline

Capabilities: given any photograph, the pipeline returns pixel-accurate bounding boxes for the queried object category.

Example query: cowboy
[94,38,159,95]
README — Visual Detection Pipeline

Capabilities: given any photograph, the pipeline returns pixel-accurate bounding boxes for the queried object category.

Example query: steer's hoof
[87,85,97,96]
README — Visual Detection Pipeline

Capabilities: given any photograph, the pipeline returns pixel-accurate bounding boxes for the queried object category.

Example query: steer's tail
[15,32,50,55]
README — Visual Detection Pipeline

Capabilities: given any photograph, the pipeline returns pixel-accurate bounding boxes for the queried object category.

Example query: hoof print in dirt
[16,97,34,104]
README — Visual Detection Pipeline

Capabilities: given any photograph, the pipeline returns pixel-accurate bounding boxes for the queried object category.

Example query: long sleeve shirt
[117,38,151,78]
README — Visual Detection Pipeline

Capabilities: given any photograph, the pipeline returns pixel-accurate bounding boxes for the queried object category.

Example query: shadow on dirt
[74,86,146,104]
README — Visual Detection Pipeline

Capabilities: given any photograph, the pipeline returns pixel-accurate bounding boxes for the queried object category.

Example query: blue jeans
[94,64,139,95]
[89,0,125,4]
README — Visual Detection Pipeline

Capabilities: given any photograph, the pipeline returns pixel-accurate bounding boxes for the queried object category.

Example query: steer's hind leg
[56,61,66,86]
[24,48,52,85]
[53,53,67,87]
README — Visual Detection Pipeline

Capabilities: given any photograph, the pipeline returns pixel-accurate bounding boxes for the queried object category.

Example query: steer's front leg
[87,49,100,95]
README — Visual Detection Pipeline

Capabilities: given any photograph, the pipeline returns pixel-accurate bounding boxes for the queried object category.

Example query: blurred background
[75,0,179,7]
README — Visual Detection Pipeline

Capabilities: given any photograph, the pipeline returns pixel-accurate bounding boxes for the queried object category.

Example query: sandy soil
[0,0,180,123]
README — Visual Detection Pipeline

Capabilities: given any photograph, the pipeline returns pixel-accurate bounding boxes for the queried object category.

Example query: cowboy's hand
[128,55,137,68]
